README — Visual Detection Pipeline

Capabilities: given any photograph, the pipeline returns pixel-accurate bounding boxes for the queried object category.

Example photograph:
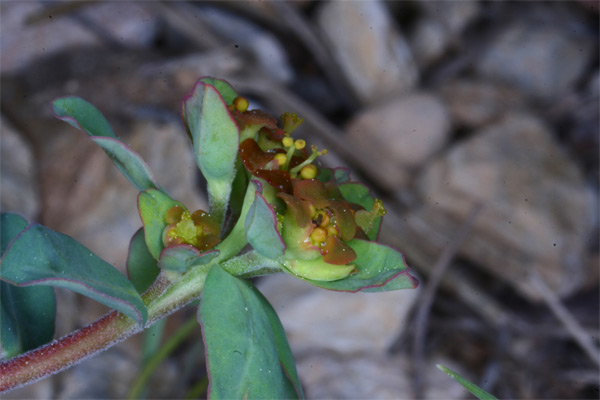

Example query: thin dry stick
[411,203,484,399]
[529,271,600,367]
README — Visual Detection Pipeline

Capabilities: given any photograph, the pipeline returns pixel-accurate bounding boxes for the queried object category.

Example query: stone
[296,352,466,399]
[0,2,160,73]
[409,17,449,68]
[0,117,41,221]
[257,273,418,356]
[407,113,595,300]
[440,79,526,129]
[476,22,593,99]
[409,1,480,68]
[421,1,480,36]
[317,0,418,104]
[346,92,450,189]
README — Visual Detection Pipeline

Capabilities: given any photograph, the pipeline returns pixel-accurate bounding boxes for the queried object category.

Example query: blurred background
[1,1,598,399]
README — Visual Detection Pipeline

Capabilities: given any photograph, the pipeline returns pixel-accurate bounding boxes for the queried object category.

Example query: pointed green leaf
[297,239,418,292]
[127,228,160,294]
[53,96,117,138]
[1,213,55,358]
[437,364,498,400]
[53,96,162,192]
[245,192,285,260]
[199,265,302,399]
[182,82,240,225]
[198,77,238,105]
[138,189,183,260]
[91,137,159,191]
[158,245,219,273]
[1,224,147,325]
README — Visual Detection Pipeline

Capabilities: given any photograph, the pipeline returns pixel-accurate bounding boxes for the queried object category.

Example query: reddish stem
[0,311,139,392]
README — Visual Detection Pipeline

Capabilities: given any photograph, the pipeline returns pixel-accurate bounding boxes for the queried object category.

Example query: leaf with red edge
[297,239,418,292]
[1,224,147,325]
[199,265,303,399]
[1,213,56,358]
[198,77,238,105]
[245,191,286,260]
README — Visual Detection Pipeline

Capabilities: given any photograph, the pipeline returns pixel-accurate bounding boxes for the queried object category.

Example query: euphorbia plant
[0,77,417,397]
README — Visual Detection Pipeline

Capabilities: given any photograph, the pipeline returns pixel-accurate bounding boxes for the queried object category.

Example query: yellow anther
[321,149,328,155]
[282,137,294,148]
[310,227,328,244]
[273,153,287,167]
[233,96,249,112]
[300,164,318,179]
[294,139,306,150]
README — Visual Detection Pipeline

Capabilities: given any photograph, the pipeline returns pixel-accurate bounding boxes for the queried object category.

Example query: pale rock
[0,2,97,73]
[0,2,160,73]
[476,22,593,99]
[198,6,293,83]
[257,274,418,356]
[79,2,161,49]
[410,17,449,68]
[440,79,526,128]
[422,0,480,36]
[317,0,418,104]
[346,92,450,189]
[296,352,466,399]
[0,116,40,220]
[410,1,480,68]
[409,113,595,300]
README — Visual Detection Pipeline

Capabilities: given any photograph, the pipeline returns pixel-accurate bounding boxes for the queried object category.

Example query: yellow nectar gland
[282,136,294,148]
[233,96,249,112]
[273,153,287,167]
[300,164,317,179]
[294,139,306,150]
[310,227,328,245]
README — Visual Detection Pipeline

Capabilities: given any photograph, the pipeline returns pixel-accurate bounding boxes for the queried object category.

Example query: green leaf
[91,137,159,191]
[182,81,240,226]
[158,245,219,273]
[245,191,285,260]
[0,224,147,325]
[198,77,238,105]
[298,239,418,292]
[138,189,183,260]
[199,265,303,399]
[338,182,381,241]
[1,213,55,358]
[53,96,117,138]
[437,364,498,400]
[53,97,161,192]
[127,228,160,294]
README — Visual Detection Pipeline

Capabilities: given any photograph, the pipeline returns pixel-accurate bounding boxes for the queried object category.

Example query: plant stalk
[0,263,211,392]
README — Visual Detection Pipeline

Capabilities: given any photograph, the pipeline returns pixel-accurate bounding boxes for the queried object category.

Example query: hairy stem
[0,263,211,392]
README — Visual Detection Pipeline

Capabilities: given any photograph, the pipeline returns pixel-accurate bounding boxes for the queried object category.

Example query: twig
[529,271,600,367]
[411,203,484,398]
